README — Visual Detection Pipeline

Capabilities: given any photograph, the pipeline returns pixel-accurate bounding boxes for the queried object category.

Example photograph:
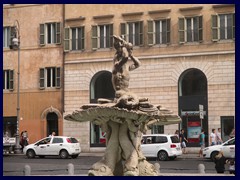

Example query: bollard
[198,164,205,174]
[154,162,160,174]
[24,164,31,176]
[68,163,74,175]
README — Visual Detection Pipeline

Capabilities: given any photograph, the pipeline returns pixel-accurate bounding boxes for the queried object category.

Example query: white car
[203,137,235,161]
[23,136,81,159]
[141,134,182,161]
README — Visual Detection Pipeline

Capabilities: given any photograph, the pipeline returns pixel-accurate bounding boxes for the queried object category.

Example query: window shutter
[198,16,203,42]
[81,26,85,50]
[40,24,45,46]
[9,26,16,49]
[120,23,126,40]
[166,18,171,44]
[56,22,61,44]
[9,70,14,91]
[139,21,144,46]
[56,67,61,88]
[39,68,45,89]
[179,17,185,44]
[64,27,70,52]
[109,24,113,48]
[147,20,154,46]
[232,13,235,40]
[92,25,98,50]
[211,15,218,42]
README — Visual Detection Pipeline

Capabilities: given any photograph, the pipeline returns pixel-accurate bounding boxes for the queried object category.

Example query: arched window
[178,68,208,147]
[90,71,115,147]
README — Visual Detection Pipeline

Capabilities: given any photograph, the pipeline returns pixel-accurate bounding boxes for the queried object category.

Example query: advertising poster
[187,121,201,143]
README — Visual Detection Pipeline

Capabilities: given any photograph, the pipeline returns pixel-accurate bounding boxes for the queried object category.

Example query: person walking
[20,130,29,151]
[198,128,205,157]
[210,128,217,146]
[174,130,179,138]
[214,151,226,174]
[179,129,188,154]
[216,128,223,145]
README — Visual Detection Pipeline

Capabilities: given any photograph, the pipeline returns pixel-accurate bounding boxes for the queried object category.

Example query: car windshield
[69,138,78,143]
[170,136,179,143]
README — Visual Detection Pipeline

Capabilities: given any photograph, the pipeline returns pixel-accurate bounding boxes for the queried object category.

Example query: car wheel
[211,151,219,161]
[27,149,35,158]
[71,154,79,159]
[158,151,169,161]
[59,150,69,159]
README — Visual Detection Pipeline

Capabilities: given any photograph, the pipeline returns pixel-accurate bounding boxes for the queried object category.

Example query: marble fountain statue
[65,35,181,176]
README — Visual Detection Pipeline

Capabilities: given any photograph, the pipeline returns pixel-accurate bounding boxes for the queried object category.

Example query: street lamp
[10,20,22,154]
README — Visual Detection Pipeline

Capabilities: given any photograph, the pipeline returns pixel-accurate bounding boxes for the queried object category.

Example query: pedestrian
[174,130,179,138]
[216,128,223,145]
[229,128,235,139]
[49,131,56,137]
[198,128,205,157]
[20,130,29,151]
[210,128,217,146]
[179,129,188,154]
[226,159,235,175]
[214,151,226,174]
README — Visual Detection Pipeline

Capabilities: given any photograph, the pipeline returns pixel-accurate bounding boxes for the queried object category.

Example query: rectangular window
[121,21,143,46]
[212,13,235,41]
[91,24,113,50]
[3,27,11,48]
[39,67,60,89]
[39,22,61,46]
[71,27,84,51]
[147,19,170,45]
[3,70,14,90]
[221,116,234,142]
[179,16,202,43]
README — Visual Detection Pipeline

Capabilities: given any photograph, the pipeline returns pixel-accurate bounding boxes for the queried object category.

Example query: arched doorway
[178,68,208,147]
[90,71,115,147]
[46,112,58,136]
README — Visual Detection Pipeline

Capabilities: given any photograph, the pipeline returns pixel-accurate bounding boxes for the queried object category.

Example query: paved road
[3,154,225,176]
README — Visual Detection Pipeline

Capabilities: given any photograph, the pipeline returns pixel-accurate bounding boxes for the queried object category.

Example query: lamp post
[10,20,22,154]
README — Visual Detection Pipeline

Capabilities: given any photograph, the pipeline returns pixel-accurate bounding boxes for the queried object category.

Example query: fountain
[65,35,181,176]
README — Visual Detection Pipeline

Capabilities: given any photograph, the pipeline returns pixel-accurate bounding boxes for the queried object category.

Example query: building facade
[63,4,235,152]
[3,4,235,152]
[3,4,64,143]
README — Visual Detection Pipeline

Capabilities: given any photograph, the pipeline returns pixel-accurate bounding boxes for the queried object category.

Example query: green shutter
[92,25,98,50]
[9,70,14,91]
[211,15,218,42]
[64,27,70,52]
[232,13,235,40]
[198,16,203,42]
[81,26,85,50]
[179,17,185,44]
[139,21,143,46]
[40,24,45,46]
[39,68,45,89]
[109,24,113,48]
[56,67,61,88]
[120,23,126,40]
[166,18,171,44]
[56,22,61,44]
[147,20,154,46]
[9,26,16,49]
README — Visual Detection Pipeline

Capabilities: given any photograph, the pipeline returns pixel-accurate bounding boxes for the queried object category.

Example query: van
[141,134,182,161]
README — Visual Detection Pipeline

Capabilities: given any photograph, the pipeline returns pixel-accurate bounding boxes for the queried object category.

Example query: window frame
[178,16,203,44]
[3,69,14,91]
[39,67,61,89]
[91,24,113,50]
[39,22,61,46]
[212,13,235,41]
[121,21,143,46]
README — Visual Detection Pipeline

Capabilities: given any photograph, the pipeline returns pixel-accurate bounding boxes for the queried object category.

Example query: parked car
[141,134,182,161]
[202,137,235,161]
[23,136,81,159]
